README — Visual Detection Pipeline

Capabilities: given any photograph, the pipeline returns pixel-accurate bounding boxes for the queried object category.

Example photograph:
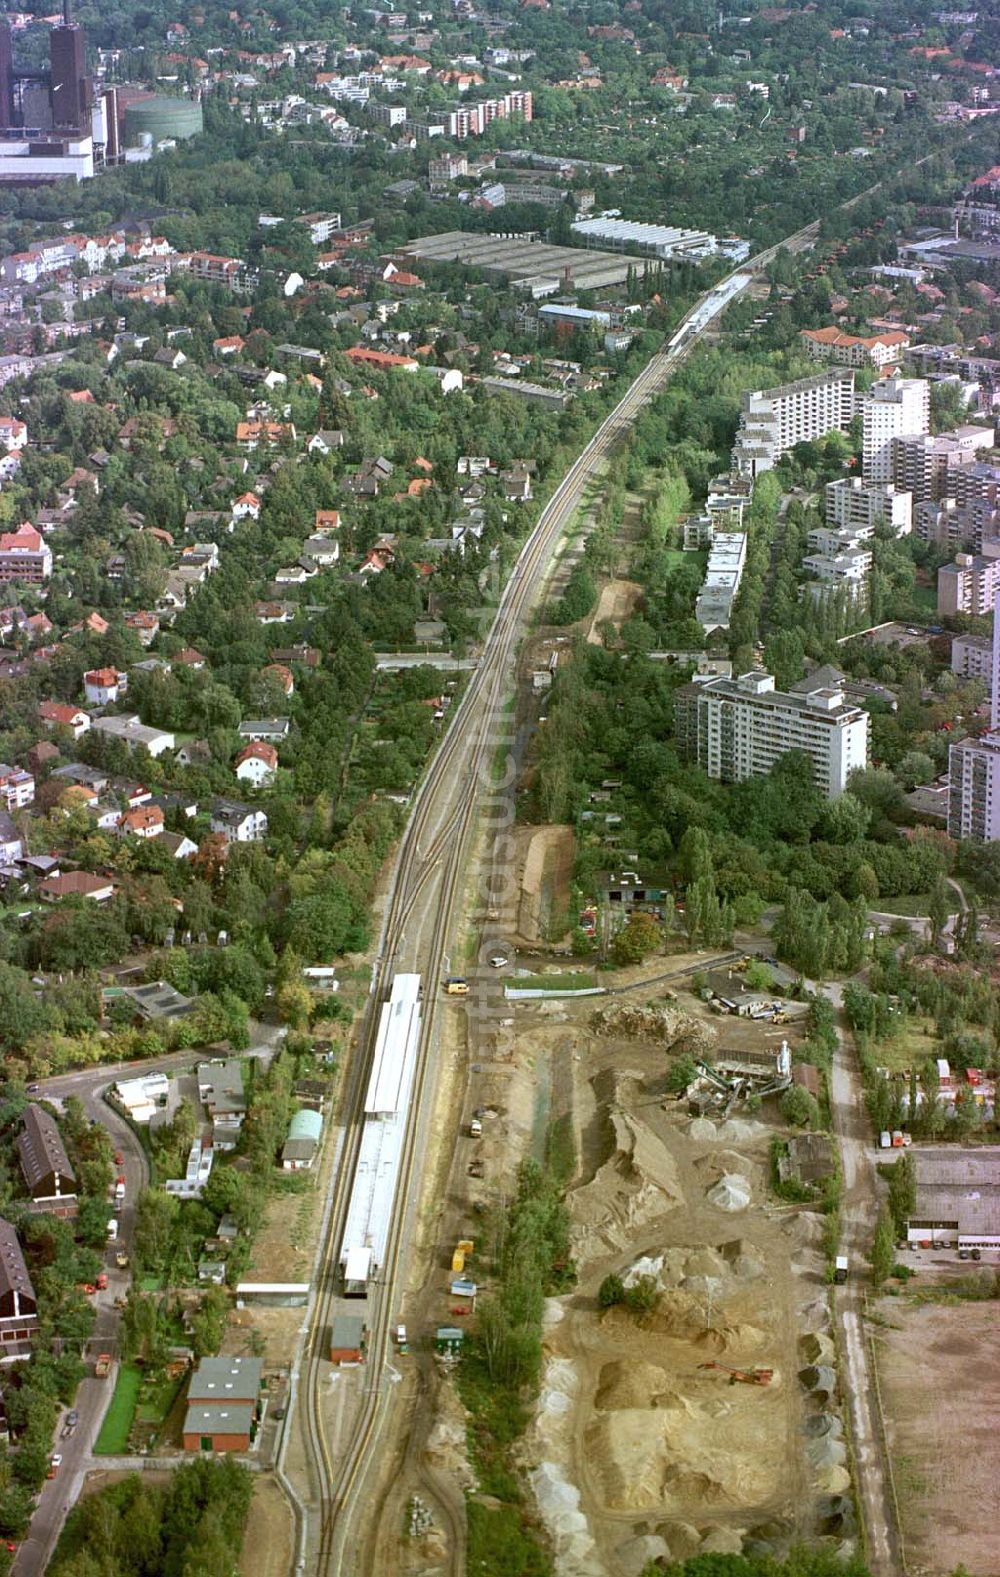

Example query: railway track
[292,218,826,1576]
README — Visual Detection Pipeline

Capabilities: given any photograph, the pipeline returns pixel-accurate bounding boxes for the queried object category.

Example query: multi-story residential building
[890,425,994,503]
[365,101,407,126]
[730,371,855,480]
[825,477,912,536]
[801,546,872,600]
[800,326,909,369]
[673,670,870,798]
[948,730,1000,841]
[954,461,1000,510]
[0,763,33,810]
[0,525,51,583]
[694,531,747,632]
[951,632,994,690]
[937,543,1000,617]
[180,252,251,293]
[295,211,341,245]
[914,498,963,550]
[806,524,871,557]
[861,376,930,482]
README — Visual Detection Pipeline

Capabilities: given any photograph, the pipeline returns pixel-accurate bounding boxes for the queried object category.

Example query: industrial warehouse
[399,230,655,294]
[905,1149,1000,1252]
[339,973,423,1296]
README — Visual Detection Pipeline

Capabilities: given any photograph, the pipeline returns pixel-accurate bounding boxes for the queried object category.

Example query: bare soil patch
[239,1474,295,1577]
[517,824,575,942]
[874,1298,1000,1576]
[587,578,644,644]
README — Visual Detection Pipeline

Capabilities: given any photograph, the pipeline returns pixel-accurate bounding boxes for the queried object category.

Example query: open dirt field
[873,1298,1000,1576]
[587,578,644,644]
[515,824,575,942]
[239,1475,295,1577]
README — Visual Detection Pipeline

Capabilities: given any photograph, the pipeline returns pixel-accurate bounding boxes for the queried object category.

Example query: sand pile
[595,1359,694,1414]
[694,1322,766,1355]
[707,1173,752,1212]
[717,1117,767,1144]
[700,1525,746,1555]
[590,1001,716,1057]
[530,1359,604,1575]
[806,1434,848,1471]
[616,1533,672,1576]
[689,1117,718,1142]
[683,1246,729,1279]
[571,1105,683,1259]
[799,1364,837,1398]
[798,1296,832,1333]
[622,1253,665,1290]
[585,1408,779,1514]
[799,1332,835,1366]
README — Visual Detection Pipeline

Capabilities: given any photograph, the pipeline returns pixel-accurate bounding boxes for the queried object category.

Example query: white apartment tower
[731,371,855,481]
[947,588,1000,841]
[861,376,930,482]
[673,671,870,798]
[825,477,912,537]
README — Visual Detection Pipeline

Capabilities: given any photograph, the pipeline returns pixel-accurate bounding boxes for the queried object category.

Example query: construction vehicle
[396,1324,408,1355]
[94,1353,112,1378]
[451,1239,474,1275]
[469,1118,482,1138]
[445,977,468,996]
[115,1248,129,1269]
[697,1362,773,1386]
[96,1272,108,1291]
[468,1159,484,1178]
[834,1255,848,1284]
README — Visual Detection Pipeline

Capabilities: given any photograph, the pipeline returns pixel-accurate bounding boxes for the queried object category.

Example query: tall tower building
[861,376,930,483]
[947,587,1000,841]
[49,0,91,134]
[0,27,14,132]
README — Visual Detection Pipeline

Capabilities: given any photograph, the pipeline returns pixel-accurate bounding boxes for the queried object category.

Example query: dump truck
[451,1239,474,1275]
[834,1255,849,1284]
[94,1353,112,1378]
[469,1118,482,1138]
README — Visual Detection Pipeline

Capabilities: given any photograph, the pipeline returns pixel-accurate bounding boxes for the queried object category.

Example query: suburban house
[38,870,115,903]
[161,830,199,860]
[237,718,290,744]
[235,742,278,786]
[17,1104,77,1216]
[91,715,175,757]
[118,804,165,840]
[83,668,129,705]
[0,812,24,864]
[38,702,90,739]
[210,800,268,843]
[198,1058,247,1150]
[0,764,34,810]
[183,1355,263,1453]
[0,1218,38,1361]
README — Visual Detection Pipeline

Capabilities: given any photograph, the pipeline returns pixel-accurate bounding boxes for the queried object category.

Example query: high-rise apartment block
[825,477,912,537]
[731,371,855,481]
[891,426,996,503]
[673,671,869,798]
[948,732,1000,840]
[937,542,1000,617]
[861,376,929,482]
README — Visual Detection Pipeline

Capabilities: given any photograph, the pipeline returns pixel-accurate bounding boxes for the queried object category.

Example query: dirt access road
[829,1003,898,1577]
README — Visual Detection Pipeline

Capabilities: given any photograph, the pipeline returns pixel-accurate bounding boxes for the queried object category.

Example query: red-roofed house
[83,668,128,705]
[262,662,294,696]
[126,611,160,647]
[0,417,27,451]
[38,702,90,739]
[118,804,164,840]
[213,334,245,357]
[235,741,278,785]
[0,526,51,584]
[800,326,910,368]
[345,347,419,373]
[231,492,260,521]
[40,870,114,903]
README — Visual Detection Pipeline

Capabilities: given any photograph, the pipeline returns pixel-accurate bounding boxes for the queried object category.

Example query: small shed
[435,1326,464,1355]
[281,1107,323,1171]
[330,1314,366,1365]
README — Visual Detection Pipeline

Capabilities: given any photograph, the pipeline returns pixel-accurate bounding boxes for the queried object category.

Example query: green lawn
[875,1017,939,1074]
[874,894,930,916]
[93,1364,142,1455]
[507,972,598,993]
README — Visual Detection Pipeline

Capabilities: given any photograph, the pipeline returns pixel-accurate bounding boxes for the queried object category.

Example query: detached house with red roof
[39,702,90,739]
[235,741,279,785]
[84,668,128,706]
[118,804,165,840]
[0,526,51,584]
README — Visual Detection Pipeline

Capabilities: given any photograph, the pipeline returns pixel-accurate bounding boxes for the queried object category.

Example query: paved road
[825,983,898,1577]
